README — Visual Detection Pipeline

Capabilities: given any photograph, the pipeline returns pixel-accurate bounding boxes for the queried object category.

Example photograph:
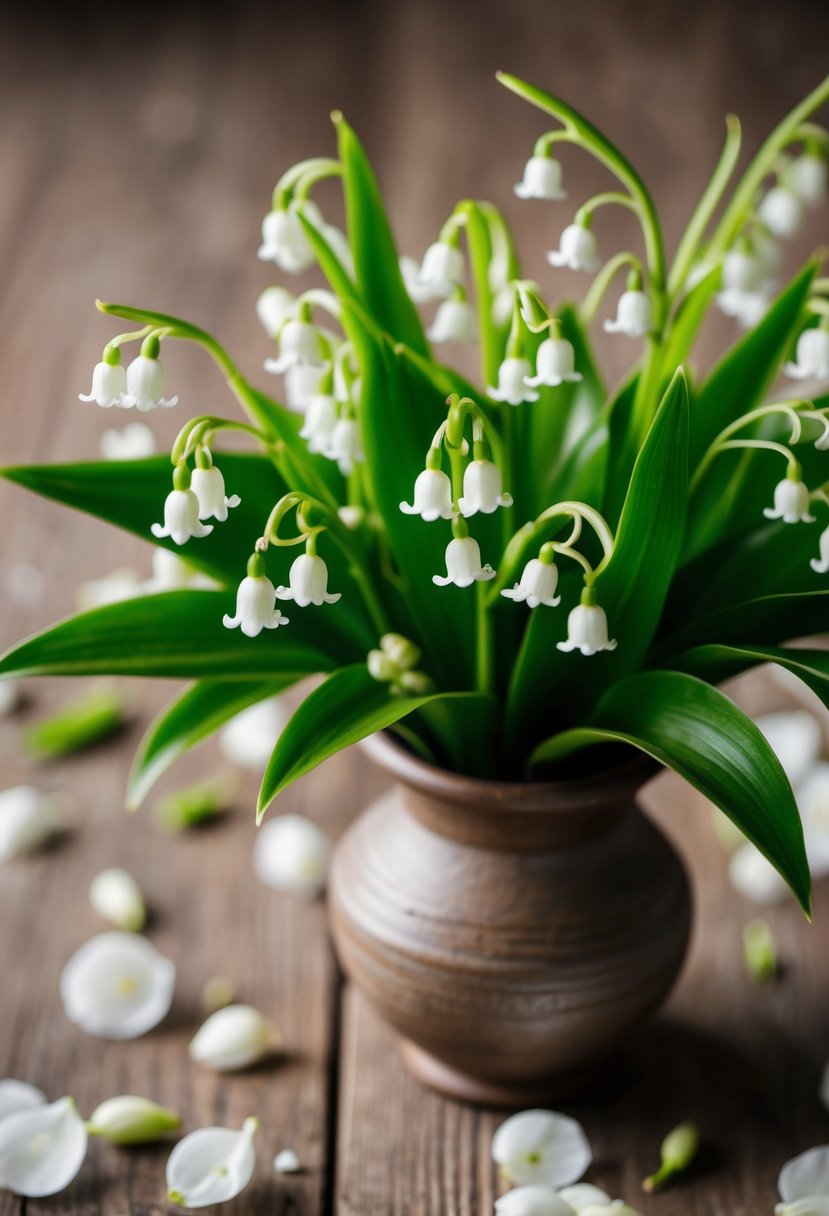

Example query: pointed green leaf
[670,643,829,706]
[530,670,810,914]
[653,588,829,663]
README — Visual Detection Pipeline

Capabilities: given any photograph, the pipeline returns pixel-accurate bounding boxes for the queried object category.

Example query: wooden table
[2,1,829,1211]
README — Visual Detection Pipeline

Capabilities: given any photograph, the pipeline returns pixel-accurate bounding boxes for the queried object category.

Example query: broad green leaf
[530,670,811,915]
[653,588,829,663]
[297,210,361,306]
[335,114,429,354]
[671,644,829,707]
[257,663,497,816]
[0,591,368,681]
[128,678,296,808]
[660,266,719,377]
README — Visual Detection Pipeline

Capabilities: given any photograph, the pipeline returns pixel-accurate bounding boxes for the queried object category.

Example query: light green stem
[668,114,742,297]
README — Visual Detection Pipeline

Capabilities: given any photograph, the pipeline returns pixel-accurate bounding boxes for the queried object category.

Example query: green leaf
[660,266,720,376]
[335,114,429,354]
[671,643,829,706]
[257,664,496,817]
[530,670,811,915]
[128,678,296,808]
[653,588,829,663]
[0,591,368,680]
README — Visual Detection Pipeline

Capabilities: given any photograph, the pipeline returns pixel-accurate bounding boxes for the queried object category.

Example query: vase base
[399,1038,611,1108]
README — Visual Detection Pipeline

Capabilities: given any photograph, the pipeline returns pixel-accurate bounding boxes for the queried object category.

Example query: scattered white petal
[558,1184,612,1210]
[60,931,175,1039]
[0,787,62,861]
[492,1109,592,1188]
[219,697,288,771]
[189,1004,281,1071]
[0,1081,46,1124]
[779,1146,829,1205]
[0,681,21,716]
[776,1199,829,1215]
[494,1184,575,1215]
[0,1096,87,1198]
[89,868,147,932]
[274,1148,301,1174]
[166,1116,258,1209]
[254,814,330,898]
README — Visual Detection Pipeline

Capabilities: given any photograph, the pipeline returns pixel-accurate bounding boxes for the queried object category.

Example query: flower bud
[89,868,146,933]
[380,633,421,671]
[642,1120,700,1192]
[87,1096,181,1145]
[368,649,398,683]
[0,787,63,861]
[189,1004,281,1072]
[274,1148,301,1174]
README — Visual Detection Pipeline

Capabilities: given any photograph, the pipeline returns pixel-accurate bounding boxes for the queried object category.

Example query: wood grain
[1,0,829,1212]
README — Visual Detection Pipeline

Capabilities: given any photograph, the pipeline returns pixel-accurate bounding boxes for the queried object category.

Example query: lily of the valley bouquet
[3,72,829,915]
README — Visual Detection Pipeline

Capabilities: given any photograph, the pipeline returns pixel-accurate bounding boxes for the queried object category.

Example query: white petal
[0,680,21,716]
[776,1199,829,1215]
[559,1184,612,1210]
[89,868,146,932]
[0,786,62,860]
[274,1148,301,1173]
[189,1004,281,1071]
[254,814,330,898]
[60,931,175,1039]
[729,843,789,905]
[780,1147,829,1203]
[0,1097,87,1197]
[219,697,288,771]
[492,1110,592,1187]
[0,1081,46,1124]
[166,1116,258,1209]
[494,1184,576,1215]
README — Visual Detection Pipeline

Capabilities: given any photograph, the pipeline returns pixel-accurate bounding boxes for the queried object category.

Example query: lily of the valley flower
[514,154,567,201]
[283,362,329,413]
[427,296,476,343]
[433,534,496,588]
[716,245,773,329]
[400,461,455,522]
[300,394,338,455]
[459,459,512,517]
[525,337,583,388]
[546,222,599,273]
[125,336,178,411]
[785,327,829,383]
[559,1184,614,1209]
[189,1004,282,1071]
[604,290,653,339]
[777,1146,829,1215]
[489,357,539,405]
[0,786,62,861]
[219,697,287,771]
[256,286,296,337]
[145,548,216,594]
[0,1081,46,1123]
[223,553,289,637]
[558,587,617,656]
[151,463,213,546]
[60,931,176,1039]
[254,813,330,898]
[787,153,828,207]
[328,416,364,476]
[400,255,437,304]
[79,348,128,407]
[191,454,241,523]
[494,1185,575,1215]
[492,1109,592,1188]
[99,421,157,460]
[264,318,326,375]
[758,184,804,239]
[274,1148,301,1174]
[502,550,561,609]
[166,1116,258,1209]
[812,525,829,574]
[258,206,315,272]
[276,552,341,607]
[87,1096,181,1145]
[0,1097,87,1198]
[416,240,465,298]
[763,472,816,524]
[89,868,147,933]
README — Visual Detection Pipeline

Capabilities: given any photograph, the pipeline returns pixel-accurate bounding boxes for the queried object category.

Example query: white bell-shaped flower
[87,1096,181,1145]
[787,153,828,207]
[514,155,567,201]
[125,353,177,411]
[264,319,326,374]
[546,224,599,272]
[274,1149,301,1174]
[433,535,496,587]
[219,696,287,770]
[717,285,772,330]
[258,206,315,272]
[0,681,21,717]
[256,286,296,337]
[459,460,512,517]
[502,557,561,608]
[283,362,329,413]
[254,813,330,898]
[99,422,157,460]
[77,567,143,610]
[0,1097,87,1198]
[416,241,465,297]
[489,357,539,405]
[151,491,213,546]
[189,1004,282,1071]
[0,786,62,861]
[300,394,338,454]
[166,1116,258,1209]
[722,247,765,293]
[715,246,773,329]
[0,1081,46,1124]
[494,1185,575,1215]
[557,594,617,657]
[729,842,789,905]
[811,525,829,574]
[276,553,341,606]
[89,868,146,933]
[604,290,653,338]
[758,185,804,239]
[427,297,476,343]
[223,555,289,638]
[400,468,455,521]
[191,463,241,523]
[144,548,215,593]
[492,1109,592,1188]
[400,255,437,304]
[785,328,829,382]
[60,931,175,1039]
[328,417,364,475]
[559,1183,614,1209]
[778,1146,829,1214]
[763,475,815,524]
[79,357,128,407]
[526,338,583,388]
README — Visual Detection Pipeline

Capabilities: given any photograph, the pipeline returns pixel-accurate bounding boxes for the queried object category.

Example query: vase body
[329,732,692,1106]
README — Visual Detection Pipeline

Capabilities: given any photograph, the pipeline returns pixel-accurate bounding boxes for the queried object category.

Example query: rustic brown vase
[329,732,692,1107]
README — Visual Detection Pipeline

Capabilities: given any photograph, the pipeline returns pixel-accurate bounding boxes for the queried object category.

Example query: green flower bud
[367,649,397,683]
[743,918,777,983]
[87,1095,180,1145]
[643,1120,700,1192]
